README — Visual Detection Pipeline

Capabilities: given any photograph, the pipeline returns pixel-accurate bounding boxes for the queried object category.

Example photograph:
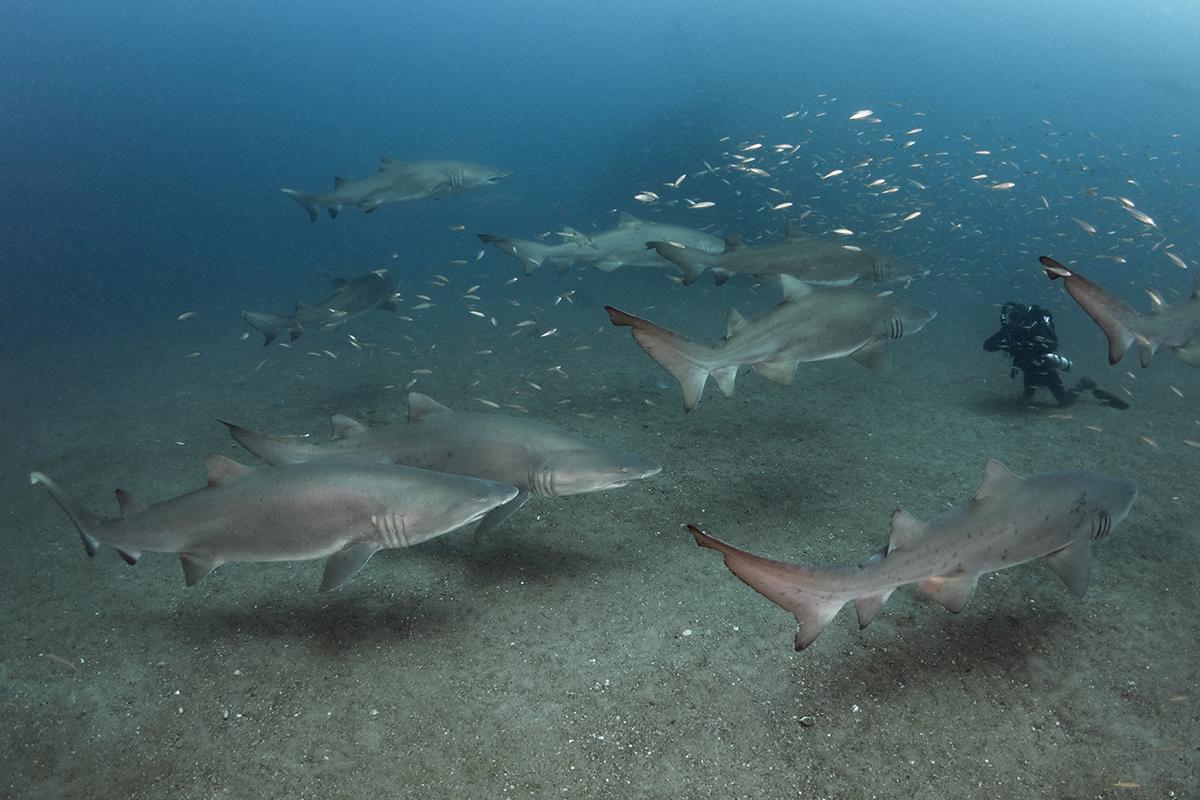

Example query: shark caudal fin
[1041,256,1142,365]
[688,525,852,650]
[281,188,320,223]
[645,241,712,285]
[30,471,104,558]
[477,234,554,275]
[218,419,319,465]
[240,310,302,346]
[605,306,723,411]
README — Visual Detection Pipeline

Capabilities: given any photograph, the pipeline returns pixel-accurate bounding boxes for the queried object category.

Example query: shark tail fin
[281,188,320,223]
[477,234,549,275]
[605,306,721,411]
[218,419,318,466]
[30,472,103,558]
[688,525,849,650]
[240,310,302,346]
[646,241,709,285]
[1041,256,1139,365]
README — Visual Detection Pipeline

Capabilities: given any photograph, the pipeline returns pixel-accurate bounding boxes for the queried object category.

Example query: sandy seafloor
[2,260,1197,799]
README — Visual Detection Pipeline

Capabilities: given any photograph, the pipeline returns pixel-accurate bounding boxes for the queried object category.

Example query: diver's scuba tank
[1042,352,1072,371]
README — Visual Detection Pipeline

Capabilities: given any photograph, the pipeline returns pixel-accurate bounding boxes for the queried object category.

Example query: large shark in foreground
[282,157,511,222]
[221,393,662,537]
[647,224,926,287]
[241,271,398,345]
[1042,255,1200,367]
[478,211,725,275]
[31,458,518,591]
[689,459,1138,650]
[606,276,936,411]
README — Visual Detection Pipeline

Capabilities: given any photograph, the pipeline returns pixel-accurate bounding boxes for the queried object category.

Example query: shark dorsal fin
[330,414,367,440]
[115,489,148,517]
[205,455,254,486]
[784,220,809,241]
[333,176,348,189]
[888,508,927,554]
[408,393,452,421]
[331,277,349,290]
[724,234,744,251]
[616,211,640,226]
[725,307,748,338]
[974,458,1022,501]
[378,156,395,171]
[779,274,814,301]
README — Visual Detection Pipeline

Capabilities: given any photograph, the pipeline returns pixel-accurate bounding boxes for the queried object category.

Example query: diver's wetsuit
[984,302,1127,409]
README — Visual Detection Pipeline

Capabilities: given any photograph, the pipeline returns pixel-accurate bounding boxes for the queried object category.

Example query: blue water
[4,0,1198,350]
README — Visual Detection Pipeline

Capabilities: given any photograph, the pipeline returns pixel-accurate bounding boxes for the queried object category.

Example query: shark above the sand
[478,211,725,275]
[690,459,1138,650]
[606,275,936,411]
[221,393,662,537]
[647,222,926,287]
[240,271,398,346]
[31,457,518,591]
[1042,255,1200,367]
[282,157,510,221]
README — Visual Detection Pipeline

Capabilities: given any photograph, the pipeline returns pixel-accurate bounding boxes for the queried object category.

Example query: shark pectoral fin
[180,553,219,587]
[115,489,147,517]
[713,270,731,286]
[408,392,453,421]
[330,414,368,440]
[593,259,623,273]
[327,205,342,219]
[688,525,847,651]
[917,573,980,613]
[1045,539,1092,597]
[753,360,798,385]
[117,548,141,565]
[1136,338,1158,367]
[850,338,890,371]
[205,455,255,486]
[360,200,382,214]
[711,366,739,396]
[854,589,895,628]
[320,543,381,592]
[472,490,531,542]
[1175,340,1200,367]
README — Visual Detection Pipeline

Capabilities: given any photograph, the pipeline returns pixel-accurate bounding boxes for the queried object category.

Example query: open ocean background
[4,0,1199,346]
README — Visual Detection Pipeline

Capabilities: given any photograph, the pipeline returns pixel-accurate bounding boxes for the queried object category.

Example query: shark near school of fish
[27,141,1153,659]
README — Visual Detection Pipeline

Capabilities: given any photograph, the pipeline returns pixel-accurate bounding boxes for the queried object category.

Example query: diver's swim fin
[1089,388,1129,409]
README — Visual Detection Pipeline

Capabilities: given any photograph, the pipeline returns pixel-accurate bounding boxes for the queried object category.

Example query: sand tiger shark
[606,275,936,411]
[1042,255,1200,367]
[221,393,662,537]
[282,157,511,222]
[241,271,398,346]
[478,211,725,275]
[31,458,518,591]
[690,459,1138,650]
[647,223,926,287]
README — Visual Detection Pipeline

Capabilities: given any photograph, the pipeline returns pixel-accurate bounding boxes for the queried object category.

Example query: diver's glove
[1042,352,1072,371]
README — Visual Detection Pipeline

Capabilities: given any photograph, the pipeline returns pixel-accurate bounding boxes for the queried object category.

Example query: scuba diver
[984,301,1128,409]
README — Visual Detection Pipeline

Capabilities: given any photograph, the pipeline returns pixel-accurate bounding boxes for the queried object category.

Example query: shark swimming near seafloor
[478,211,725,275]
[31,457,518,591]
[1042,255,1200,368]
[221,393,662,538]
[606,275,936,411]
[282,157,510,221]
[240,271,397,346]
[689,459,1138,650]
